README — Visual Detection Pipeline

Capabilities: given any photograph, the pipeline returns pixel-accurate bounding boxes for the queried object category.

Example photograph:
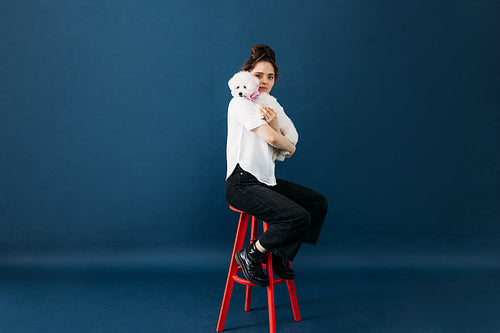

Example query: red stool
[216,206,301,333]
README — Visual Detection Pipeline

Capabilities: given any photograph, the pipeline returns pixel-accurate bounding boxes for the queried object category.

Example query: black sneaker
[271,253,295,280]
[235,243,269,287]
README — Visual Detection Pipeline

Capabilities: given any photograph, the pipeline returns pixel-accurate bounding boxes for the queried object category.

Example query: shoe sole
[235,251,268,287]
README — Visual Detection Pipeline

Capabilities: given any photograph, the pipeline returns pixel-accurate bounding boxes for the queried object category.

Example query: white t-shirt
[226,97,276,186]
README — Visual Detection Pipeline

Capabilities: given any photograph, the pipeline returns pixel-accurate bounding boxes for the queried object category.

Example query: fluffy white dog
[227,71,260,100]
[228,71,298,161]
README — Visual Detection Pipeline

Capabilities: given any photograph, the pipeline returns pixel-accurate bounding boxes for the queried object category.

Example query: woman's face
[250,61,275,93]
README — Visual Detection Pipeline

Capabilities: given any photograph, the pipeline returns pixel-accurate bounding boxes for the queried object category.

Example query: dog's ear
[228,71,244,90]
[228,76,236,90]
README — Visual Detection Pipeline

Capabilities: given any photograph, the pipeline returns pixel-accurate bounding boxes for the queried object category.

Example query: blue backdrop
[1,0,499,266]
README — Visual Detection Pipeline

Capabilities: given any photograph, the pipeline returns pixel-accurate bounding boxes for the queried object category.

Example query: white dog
[228,71,298,161]
[227,71,260,101]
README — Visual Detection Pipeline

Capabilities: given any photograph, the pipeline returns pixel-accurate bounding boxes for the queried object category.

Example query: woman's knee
[318,193,328,214]
[295,209,311,230]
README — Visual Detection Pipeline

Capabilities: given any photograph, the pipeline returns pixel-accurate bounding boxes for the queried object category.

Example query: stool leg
[245,216,259,312]
[287,278,301,321]
[245,285,253,312]
[263,223,277,333]
[216,212,249,332]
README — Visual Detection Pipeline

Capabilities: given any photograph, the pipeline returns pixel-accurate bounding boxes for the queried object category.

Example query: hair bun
[241,43,279,79]
[250,44,276,62]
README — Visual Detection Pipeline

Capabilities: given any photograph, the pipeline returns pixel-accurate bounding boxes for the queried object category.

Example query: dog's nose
[239,92,243,96]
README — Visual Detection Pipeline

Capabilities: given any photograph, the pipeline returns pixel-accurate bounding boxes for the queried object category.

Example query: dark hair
[241,44,279,79]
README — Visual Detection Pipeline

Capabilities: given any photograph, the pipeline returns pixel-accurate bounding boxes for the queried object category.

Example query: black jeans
[225,164,328,261]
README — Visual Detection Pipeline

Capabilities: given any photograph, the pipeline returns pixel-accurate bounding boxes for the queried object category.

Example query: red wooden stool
[216,206,301,333]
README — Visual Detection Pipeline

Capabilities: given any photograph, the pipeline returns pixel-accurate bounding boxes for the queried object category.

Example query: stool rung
[233,272,286,286]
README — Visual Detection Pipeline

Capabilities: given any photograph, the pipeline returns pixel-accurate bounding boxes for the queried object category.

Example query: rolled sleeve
[229,98,266,131]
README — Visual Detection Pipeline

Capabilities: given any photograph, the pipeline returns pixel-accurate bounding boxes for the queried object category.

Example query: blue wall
[1,1,499,263]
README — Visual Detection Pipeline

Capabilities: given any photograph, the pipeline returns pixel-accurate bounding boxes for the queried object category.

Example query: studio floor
[1,257,500,333]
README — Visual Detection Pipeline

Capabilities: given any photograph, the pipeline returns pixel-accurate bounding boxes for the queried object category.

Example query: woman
[225,44,328,287]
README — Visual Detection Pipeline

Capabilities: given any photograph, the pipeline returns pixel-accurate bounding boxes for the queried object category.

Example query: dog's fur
[228,71,298,161]
[255,93,298,161]
[228,71,260,99]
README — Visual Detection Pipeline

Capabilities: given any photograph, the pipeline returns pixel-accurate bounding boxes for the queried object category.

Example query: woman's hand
[261,107,279,132]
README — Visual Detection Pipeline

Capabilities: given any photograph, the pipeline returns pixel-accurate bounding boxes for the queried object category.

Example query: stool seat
[229,205,243,213]
[216,206,301,333]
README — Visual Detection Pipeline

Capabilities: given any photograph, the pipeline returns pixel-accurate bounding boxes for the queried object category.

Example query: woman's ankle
[255,240,267,253]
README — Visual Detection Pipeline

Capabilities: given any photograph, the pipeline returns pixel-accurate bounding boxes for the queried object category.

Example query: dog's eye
[236,86,239,89]
[243,86,246,89]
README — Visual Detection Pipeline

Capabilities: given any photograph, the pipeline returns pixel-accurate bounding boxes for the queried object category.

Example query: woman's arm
[252,124,296,156]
